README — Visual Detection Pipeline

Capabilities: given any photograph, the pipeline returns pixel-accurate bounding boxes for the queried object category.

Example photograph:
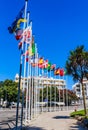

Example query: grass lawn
[70,109,85,117]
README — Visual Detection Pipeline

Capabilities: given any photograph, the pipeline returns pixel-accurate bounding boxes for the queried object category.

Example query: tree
[0,79,20,103]
[65,45,88,116]
[60,89,78,106]
[39,86,59,102]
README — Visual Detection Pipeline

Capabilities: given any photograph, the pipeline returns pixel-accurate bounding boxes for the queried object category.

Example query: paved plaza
[25,110,86,130]
[0,108,86,130]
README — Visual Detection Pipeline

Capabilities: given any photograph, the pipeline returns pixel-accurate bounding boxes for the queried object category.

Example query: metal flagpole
[24,11,30,123]
[62,75,65,111]
[66,75,68,110]
[35,44,38,116]
[38,62,41,114]
[33,42,37,118]
[50,70,51,112]
[20,1,29,128]
[28,21,32,120]
[42,65,44,113]
[54,68,56,112]
[59,75,60,111]
[47,70,49,112]
[16,0,28,129]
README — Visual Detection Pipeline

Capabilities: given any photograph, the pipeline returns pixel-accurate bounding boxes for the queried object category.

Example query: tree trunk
[81,81,87,116]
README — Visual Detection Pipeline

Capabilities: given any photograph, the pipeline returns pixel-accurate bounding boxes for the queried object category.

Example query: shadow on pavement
[53,115,70,119]
[70,122,85,130]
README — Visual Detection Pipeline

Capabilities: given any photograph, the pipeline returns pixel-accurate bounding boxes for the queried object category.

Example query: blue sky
[0,0,88,89]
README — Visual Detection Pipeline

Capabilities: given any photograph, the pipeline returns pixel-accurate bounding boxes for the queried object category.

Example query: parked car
[10,102,22,108]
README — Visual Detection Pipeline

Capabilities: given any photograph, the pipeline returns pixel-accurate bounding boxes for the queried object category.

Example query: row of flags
[8,3,65,77]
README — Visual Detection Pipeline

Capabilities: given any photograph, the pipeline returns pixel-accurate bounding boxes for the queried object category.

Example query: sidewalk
[24,110,86,130]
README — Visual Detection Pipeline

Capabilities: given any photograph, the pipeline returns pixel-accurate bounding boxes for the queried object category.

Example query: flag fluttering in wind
[8,5,27,41]
[47,62,51,72]
[38,57,44,65]
[54,67,60,75]
[23,26,31,43]
[42,60,48,69]
[59,69,64,76]
[28,36,35,56]
[51,64,56,71]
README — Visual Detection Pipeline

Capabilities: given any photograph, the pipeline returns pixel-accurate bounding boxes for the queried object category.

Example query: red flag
[59,69,64,76]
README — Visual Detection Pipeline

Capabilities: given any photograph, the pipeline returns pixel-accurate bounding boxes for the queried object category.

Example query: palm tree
[65,45,88,116]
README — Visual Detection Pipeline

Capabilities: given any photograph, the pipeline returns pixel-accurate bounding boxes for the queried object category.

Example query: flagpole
[59,74,60,111]
[54,75,56,111]
[20,1,29,128]
[50,70,51,112]
[42,64,44,113]
[16,0,28,130]
[24,11,30,123]
[63,75,65,110]
[47,70,49,112]
[35,44,38,117]
[28,21,32,120]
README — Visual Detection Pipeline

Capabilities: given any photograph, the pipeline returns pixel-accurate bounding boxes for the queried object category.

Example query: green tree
[65,45,88,116]
[0,79,20,103]
[39,86,59,102]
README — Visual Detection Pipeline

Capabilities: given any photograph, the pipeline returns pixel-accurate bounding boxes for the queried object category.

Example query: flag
[23,26,31,43]
[47,62,51,72]
[31,57,38,67]
[42,60,48,69]
[59,69,64,76]
[8,6,25,34]
[28,43,35,56]
[51,64,56,71]
[54,67,60,75]
[18,41,22,49]
[38,57,44,65]
[38,64,43,69]
[15,29,23,40]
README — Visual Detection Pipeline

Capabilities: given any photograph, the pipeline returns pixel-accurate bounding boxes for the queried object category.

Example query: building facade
[15,73,66,90]
[72,78,88,104]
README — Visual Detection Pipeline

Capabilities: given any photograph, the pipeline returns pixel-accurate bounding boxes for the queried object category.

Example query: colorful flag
[42,60,48,69]
[15,29,23,40]
[8,6,25,34]
[23,26,31,43]
[38,57,44,65]
[38,64,43,69]
[54,67,60,75]
[59,69,64,76]
[28,43,35,56]
[18,41,22,49]
[51,64,56,71]
[47,62,51,72]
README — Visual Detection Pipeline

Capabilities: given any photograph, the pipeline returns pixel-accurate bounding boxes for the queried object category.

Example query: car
[10,102,22,108]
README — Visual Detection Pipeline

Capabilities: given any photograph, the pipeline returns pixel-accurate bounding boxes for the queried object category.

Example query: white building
[15,73,66,90]
[72,78,88,104]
